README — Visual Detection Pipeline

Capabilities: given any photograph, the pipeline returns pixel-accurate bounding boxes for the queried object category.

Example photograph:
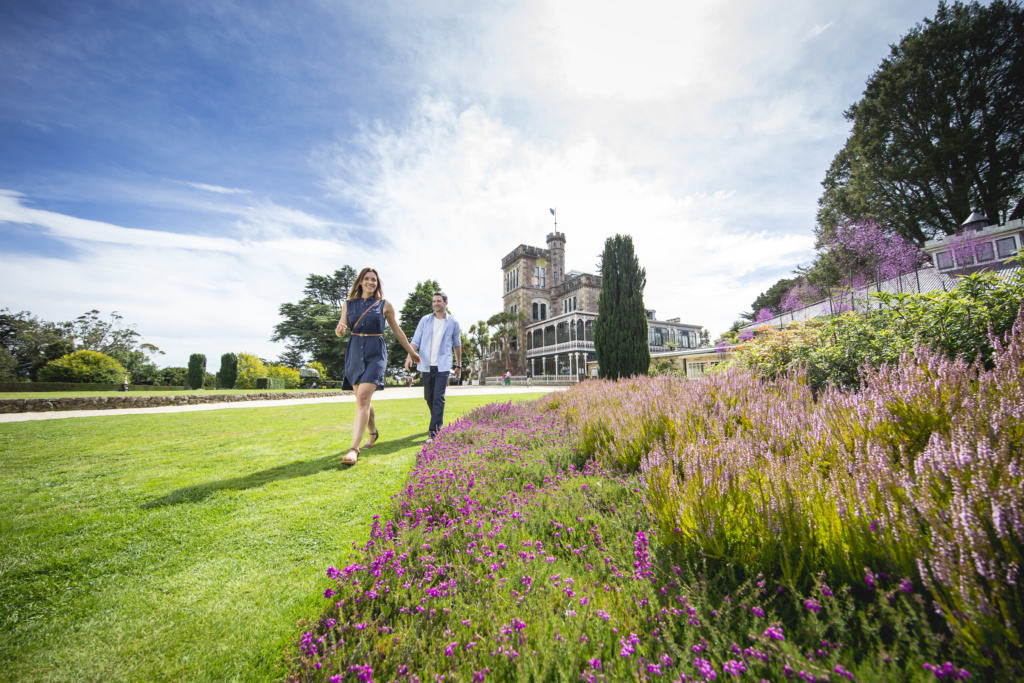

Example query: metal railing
[484,375,582,386]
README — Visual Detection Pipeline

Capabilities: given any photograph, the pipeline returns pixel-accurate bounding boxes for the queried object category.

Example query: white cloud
[317,99,816,335]
[177,180,251,195]
[805,22,836,40]
[0,190,363,365]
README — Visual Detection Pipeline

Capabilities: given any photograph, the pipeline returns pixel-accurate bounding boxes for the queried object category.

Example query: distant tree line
[0,308,164,383]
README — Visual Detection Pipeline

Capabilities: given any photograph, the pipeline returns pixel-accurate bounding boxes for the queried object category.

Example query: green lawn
[0,394,546,682]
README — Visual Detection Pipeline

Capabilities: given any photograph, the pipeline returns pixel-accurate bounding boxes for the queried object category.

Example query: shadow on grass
[142,432,427,508]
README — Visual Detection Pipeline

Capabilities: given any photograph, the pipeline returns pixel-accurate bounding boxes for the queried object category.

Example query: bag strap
[351,299,384,333]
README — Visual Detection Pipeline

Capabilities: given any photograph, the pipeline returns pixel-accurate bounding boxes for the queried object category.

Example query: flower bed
[286,319,1023,681]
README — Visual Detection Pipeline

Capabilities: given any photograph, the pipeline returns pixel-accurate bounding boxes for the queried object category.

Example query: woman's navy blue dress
[343,297,387,390]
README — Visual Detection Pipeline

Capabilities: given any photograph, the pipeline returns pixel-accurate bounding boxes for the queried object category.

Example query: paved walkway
[0,385,565,423]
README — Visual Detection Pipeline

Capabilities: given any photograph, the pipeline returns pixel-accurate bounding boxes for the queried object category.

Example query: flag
[549,208,556,216]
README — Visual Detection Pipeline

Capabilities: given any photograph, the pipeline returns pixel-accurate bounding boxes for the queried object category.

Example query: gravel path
[0,385,564,423]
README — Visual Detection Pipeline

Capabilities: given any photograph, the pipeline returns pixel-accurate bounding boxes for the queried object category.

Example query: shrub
[266,364,300,389]
[738,261,1024,392]
[255,377,285,389]
[38,350,126,383]
[187,354,206,390]
[217,353,238,389]
[235,352,267,389]
[158,366,187,386]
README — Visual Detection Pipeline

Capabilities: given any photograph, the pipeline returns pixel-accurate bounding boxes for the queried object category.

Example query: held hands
[335,321,347,337]
[407,350,421,366]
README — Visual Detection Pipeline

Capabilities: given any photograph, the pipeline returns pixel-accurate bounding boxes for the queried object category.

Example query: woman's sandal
[342,447,359,465]
[363,429,380,448]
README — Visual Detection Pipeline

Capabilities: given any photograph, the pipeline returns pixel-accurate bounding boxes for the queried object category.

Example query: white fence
[484,375,582,386]
[739,263,1021,331]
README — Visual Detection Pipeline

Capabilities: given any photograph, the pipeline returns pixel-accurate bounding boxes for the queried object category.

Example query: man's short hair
[433,291,448,303]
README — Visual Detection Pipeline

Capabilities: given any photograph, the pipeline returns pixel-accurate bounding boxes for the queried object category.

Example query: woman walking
[335,267,420,465]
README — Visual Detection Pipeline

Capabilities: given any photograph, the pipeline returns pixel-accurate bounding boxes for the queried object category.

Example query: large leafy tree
[0,309,73,380]
[464,321,490,377]
[817,0,1024,244]
[486,310,525,374]
[68,309,163,383]
[389,280,442,366]
[273,267,356,379]
[594,234,649,379]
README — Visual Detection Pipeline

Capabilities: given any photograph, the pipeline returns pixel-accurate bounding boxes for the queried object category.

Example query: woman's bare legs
[344,383,376,463]
[362,405,378,448]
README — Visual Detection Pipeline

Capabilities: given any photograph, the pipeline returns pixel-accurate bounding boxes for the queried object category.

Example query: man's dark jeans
[423,366,449,437]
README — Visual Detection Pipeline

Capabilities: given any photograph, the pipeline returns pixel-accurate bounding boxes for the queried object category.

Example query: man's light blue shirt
[411,313,461,372]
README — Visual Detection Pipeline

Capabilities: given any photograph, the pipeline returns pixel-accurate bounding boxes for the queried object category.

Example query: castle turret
[546,231,566,287]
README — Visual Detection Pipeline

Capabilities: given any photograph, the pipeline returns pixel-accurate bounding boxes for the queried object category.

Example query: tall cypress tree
[594,234,649,380]
[187,353,206,390]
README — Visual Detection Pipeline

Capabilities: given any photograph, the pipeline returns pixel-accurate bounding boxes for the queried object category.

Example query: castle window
[997,236,1017,259]
[534,266,546,288]
[935,251,954,270]
[532,302,547,321]
[975,242,995,262]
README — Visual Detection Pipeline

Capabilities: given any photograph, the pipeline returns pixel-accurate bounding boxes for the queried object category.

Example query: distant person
[335,267,420,465]
[526,368,532,386]
[405,291,461,441]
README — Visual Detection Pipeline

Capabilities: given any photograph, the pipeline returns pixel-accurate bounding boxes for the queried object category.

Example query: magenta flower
[723,660,746,675]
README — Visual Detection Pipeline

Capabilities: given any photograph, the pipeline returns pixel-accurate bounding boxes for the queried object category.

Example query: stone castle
[498,232,701,377]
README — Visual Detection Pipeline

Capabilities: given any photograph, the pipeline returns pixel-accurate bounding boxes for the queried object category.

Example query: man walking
[405,291,461,440]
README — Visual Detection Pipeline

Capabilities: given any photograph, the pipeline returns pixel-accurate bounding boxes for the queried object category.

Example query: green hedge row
[0,382,187,392]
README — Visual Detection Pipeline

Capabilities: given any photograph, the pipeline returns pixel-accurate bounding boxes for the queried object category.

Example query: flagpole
[549,207,557,231]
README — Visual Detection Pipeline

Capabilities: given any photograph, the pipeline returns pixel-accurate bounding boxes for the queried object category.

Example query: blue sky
[1,0,941,366]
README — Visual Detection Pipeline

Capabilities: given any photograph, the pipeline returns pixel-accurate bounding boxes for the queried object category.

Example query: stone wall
[0,391,345,414]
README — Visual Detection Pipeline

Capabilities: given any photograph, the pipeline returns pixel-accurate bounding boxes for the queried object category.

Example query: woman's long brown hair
[348,267,384,301]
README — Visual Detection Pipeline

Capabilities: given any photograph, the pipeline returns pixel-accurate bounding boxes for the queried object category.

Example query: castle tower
[546,231,566,287]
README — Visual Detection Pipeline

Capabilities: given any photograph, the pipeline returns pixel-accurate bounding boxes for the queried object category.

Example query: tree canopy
[594,234,649,379]
[817,0,1024,243]
[0,308,163,382]
[273,267,356,379]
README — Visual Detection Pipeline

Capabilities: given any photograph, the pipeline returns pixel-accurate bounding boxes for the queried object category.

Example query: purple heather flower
[693,657,717,680]
[763,625,785,641]
[723,660,746,675]
[804,598,821,614]
[833,664,854,680]
[751,606,765,618]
